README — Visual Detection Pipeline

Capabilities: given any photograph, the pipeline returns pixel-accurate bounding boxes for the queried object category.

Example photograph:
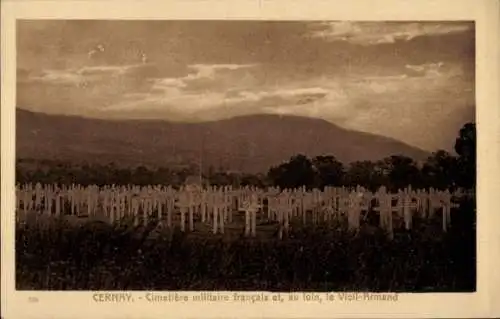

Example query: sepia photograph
[14,19,478,294]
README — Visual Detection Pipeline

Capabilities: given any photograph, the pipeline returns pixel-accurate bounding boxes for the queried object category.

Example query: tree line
[16,123,475,191]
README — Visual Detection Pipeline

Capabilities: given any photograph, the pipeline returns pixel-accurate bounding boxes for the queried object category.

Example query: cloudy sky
[17,20,475,152]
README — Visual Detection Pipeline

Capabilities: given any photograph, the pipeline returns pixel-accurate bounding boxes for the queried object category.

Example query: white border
[2,0,499,318]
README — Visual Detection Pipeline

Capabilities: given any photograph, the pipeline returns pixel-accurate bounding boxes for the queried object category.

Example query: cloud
[151,78,187,90]
[21,59,467,128]
[254,84,353,120]
[184,63,257,81]
[347,62,464,98]
[25,63,148,87]
[77,65,140,76]
[103,84,333,118]
[234,87,329,104]
[105,64,468,126]
[148,63,258,93]
[29,69,86,86]
[308,22,473,45]
[102,79,355,125]
[334,63,473,149]
[404,62,445,77]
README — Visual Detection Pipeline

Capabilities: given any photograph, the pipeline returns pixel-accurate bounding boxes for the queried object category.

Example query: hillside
[16,108,429,173]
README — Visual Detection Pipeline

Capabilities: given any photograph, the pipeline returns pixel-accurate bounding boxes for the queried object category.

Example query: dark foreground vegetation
[16,198,475,292]
[15,122,476,291]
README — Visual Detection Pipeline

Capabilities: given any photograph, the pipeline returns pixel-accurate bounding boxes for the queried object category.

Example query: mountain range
[16,108,430,173]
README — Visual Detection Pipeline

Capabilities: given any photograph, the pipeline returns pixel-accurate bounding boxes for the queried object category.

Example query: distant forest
[16,123,475,192]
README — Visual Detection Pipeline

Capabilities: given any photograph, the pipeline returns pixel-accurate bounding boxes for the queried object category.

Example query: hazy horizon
[17,20,475,152]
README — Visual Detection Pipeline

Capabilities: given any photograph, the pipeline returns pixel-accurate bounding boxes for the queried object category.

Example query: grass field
[15,198,475,292]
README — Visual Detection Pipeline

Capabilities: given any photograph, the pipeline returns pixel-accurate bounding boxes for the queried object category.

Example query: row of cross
[15,183,466,239]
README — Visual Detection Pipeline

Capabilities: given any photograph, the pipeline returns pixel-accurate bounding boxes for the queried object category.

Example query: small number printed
[28,296,39,303]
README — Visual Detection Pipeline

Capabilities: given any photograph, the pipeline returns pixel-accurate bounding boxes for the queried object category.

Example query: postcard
[2,0,499,318]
